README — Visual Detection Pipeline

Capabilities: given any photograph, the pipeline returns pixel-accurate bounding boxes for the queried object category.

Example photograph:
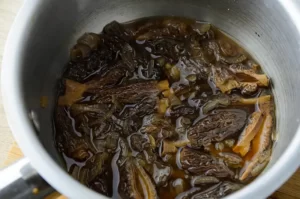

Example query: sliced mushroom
[119,159,158,199]
[259,96,274,114]
[239,114,273,181]
[229,64,269,87]
[173,139,191,147]
[158,98,170,114]
[135,161,158,199]
[211,63,269,94]
[250,153,270,177]
[211,66,240,93]
[118,159,143,199]
[157,80,170,91]
[231,95,271,105]
[161,140,178,155]
[233,112,264,156]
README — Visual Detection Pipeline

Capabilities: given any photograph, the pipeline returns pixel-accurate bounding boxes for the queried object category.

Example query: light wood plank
[0,0,22,169]
[270,191,298,199]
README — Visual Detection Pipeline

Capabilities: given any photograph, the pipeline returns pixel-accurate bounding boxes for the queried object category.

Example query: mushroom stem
[161,140,177,155]
[233,112,264,156]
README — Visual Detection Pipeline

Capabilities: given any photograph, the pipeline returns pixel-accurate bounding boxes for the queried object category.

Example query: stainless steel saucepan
[1,0,300,198]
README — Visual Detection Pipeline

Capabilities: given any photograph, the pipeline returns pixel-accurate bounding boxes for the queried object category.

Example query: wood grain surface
[0,0,22,169]
[0,1,299,199]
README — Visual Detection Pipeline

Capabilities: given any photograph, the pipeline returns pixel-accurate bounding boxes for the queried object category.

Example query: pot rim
[1,0,300,199]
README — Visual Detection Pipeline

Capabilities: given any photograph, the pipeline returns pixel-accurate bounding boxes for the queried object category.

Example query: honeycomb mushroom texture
[189,182,243,199]
[180,148,235,178]
[188,109,247,147]
[93,81,161,104]
[54,16,275,199]
[118,159,158,199]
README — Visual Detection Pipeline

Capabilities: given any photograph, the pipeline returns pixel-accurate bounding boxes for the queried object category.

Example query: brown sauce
[54,16,275,198]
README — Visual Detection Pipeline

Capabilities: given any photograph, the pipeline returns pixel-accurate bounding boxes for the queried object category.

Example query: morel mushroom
[233,112,264,156]
[70,152,109,185]
[93,80,166,104]
[180,148,234,178]
[55,107,91,161]
[118,158,158,199]
[201,94,272,114]
[211,63,269,94]
[54,17,276,198]
[189,181,243,199]
[239,114,273,181]
[191,176,220,186]
[188,109,247,147]
[140,114,177,140]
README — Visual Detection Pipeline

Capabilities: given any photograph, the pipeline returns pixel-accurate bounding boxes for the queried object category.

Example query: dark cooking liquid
[54,17,275,198]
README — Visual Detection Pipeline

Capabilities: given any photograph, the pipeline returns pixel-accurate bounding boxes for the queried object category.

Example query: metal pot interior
[18,0,300,197]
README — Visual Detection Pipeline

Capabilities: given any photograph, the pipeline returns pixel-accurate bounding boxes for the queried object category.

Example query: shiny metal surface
[2,0,300,198]
[0,158,54,199]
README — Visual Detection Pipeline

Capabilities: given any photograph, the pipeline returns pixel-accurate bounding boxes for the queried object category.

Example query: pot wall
[2,0,300,198]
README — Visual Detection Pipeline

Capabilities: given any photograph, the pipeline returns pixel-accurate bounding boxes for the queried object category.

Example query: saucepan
[1,0,300,198]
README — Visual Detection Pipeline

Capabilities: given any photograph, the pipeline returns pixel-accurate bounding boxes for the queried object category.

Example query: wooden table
[0,0,299,198]
[0,0,21,169]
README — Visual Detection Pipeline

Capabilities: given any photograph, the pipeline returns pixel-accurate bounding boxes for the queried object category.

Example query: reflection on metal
[0,158,53,199]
